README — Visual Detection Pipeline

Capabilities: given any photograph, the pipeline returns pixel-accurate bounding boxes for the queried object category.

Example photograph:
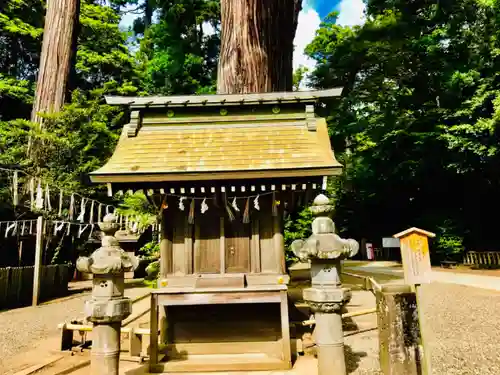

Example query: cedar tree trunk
[30,0,79,125]
[28,0,79,157]
[217,0,302,94]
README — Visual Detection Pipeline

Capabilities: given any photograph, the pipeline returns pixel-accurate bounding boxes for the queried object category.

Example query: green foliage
[138,0,220,94]
[284,208,313,247]
[145,259,160,280]
[116,191,157,231]
[0,87,129,195]
[292,65,309,91]
[138,240,160,257]
[284,207,313,267]
[0,0,43,119]
[77,0,144,91]
[433,220,465,262]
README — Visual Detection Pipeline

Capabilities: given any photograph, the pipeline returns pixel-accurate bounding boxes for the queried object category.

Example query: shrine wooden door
[224,217,251,273]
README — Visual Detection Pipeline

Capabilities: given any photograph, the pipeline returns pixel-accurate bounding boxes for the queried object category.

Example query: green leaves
[139,0,220,95]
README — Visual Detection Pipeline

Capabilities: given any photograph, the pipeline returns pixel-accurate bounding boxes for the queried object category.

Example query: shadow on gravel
[345,344,367,373]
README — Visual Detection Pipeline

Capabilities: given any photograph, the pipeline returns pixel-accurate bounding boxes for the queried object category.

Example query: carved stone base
[303,287,351,313]
[84,298,132,323]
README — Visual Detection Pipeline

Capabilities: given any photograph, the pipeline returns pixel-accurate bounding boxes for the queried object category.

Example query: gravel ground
[0,285,150,373]
[1,279,499,375]
[341,278,500,375]
[419,283,500,375]
[343,290,382,375]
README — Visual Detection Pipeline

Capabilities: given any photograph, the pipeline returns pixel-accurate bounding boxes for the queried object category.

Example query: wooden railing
[463,251,500,266]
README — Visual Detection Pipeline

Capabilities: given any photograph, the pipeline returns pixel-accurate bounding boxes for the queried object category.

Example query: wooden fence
[463,251,500,267]
[0,264,70,309]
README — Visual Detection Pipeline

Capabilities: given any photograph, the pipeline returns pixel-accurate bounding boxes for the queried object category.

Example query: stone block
[376,285,424,375]
[84,298,132,323]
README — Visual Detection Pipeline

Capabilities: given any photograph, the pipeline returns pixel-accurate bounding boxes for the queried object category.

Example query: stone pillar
[76,214,138,375]
[291,194,359,375]
[377,285,423,375]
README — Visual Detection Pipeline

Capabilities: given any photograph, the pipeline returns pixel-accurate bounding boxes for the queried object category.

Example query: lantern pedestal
[76,214,138,375]
[291,195,359,375]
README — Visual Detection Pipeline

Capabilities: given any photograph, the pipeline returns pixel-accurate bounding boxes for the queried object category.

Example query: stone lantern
[76,214,138,375]
[291,194,359,375]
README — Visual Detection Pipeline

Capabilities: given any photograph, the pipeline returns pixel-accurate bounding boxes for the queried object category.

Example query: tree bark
[144,0,153,30]
[217,0,302,94]
[30,0,79,125]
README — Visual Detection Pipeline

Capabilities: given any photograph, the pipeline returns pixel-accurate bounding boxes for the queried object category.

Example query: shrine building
[90,88,343,372]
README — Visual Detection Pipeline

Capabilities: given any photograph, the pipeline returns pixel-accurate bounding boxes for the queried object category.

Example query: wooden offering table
[149,284,290,373]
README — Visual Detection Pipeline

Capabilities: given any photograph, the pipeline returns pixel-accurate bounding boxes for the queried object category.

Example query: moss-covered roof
[90,89,343,184]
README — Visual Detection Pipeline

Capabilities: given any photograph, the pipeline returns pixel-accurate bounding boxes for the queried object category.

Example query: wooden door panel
[259,213,278,273]
[194,212,221,274]
[172,209,187,275]
[225,218,251,273]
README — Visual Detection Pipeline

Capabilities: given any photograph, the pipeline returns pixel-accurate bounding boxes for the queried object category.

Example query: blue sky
[312,0,342,19]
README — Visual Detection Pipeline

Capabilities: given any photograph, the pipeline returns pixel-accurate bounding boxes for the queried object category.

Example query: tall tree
[30,0,80,127]
[217,0,302,94]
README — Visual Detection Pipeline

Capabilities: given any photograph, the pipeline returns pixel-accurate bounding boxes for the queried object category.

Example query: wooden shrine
[90,88,343,372]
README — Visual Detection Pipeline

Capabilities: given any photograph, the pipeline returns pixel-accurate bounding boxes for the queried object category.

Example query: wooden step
[151,353,291,373]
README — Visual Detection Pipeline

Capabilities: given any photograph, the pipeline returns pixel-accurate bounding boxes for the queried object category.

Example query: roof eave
[104,88,343,108]
[89,166,343,184]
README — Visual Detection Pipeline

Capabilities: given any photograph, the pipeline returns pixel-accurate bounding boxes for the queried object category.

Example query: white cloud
[336,0,366,27]
[292,5,321,90]
[293,6,321,73]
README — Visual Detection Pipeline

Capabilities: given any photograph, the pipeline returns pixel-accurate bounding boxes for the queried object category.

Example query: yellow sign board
[394,227,435,285]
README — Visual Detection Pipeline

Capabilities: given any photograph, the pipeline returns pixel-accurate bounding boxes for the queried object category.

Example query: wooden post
[159,211,171,344]
[394,227,436,375]
[149,293,159,371]
[220,216,225,274]
[159,211,171,279]
[32,216,44,306]
[273,207,285,274]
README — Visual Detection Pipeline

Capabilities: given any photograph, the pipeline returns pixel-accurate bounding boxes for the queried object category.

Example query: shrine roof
[104,88,342,109]
[90,89,343,184]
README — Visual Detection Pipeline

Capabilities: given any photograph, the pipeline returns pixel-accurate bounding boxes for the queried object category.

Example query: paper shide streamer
[58,190,64,217]
[224,195,235,221]
[30,178,35,209]
[179,197,186,211]
[77,198,87,222]
[45,184,52,211]
[188,199,195,224]
[69,194,75,220]
[243,198,250,224]
[35,180,43,209]
[201,198,208,214]
[253,195,260,211]
[231,197,240,212]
